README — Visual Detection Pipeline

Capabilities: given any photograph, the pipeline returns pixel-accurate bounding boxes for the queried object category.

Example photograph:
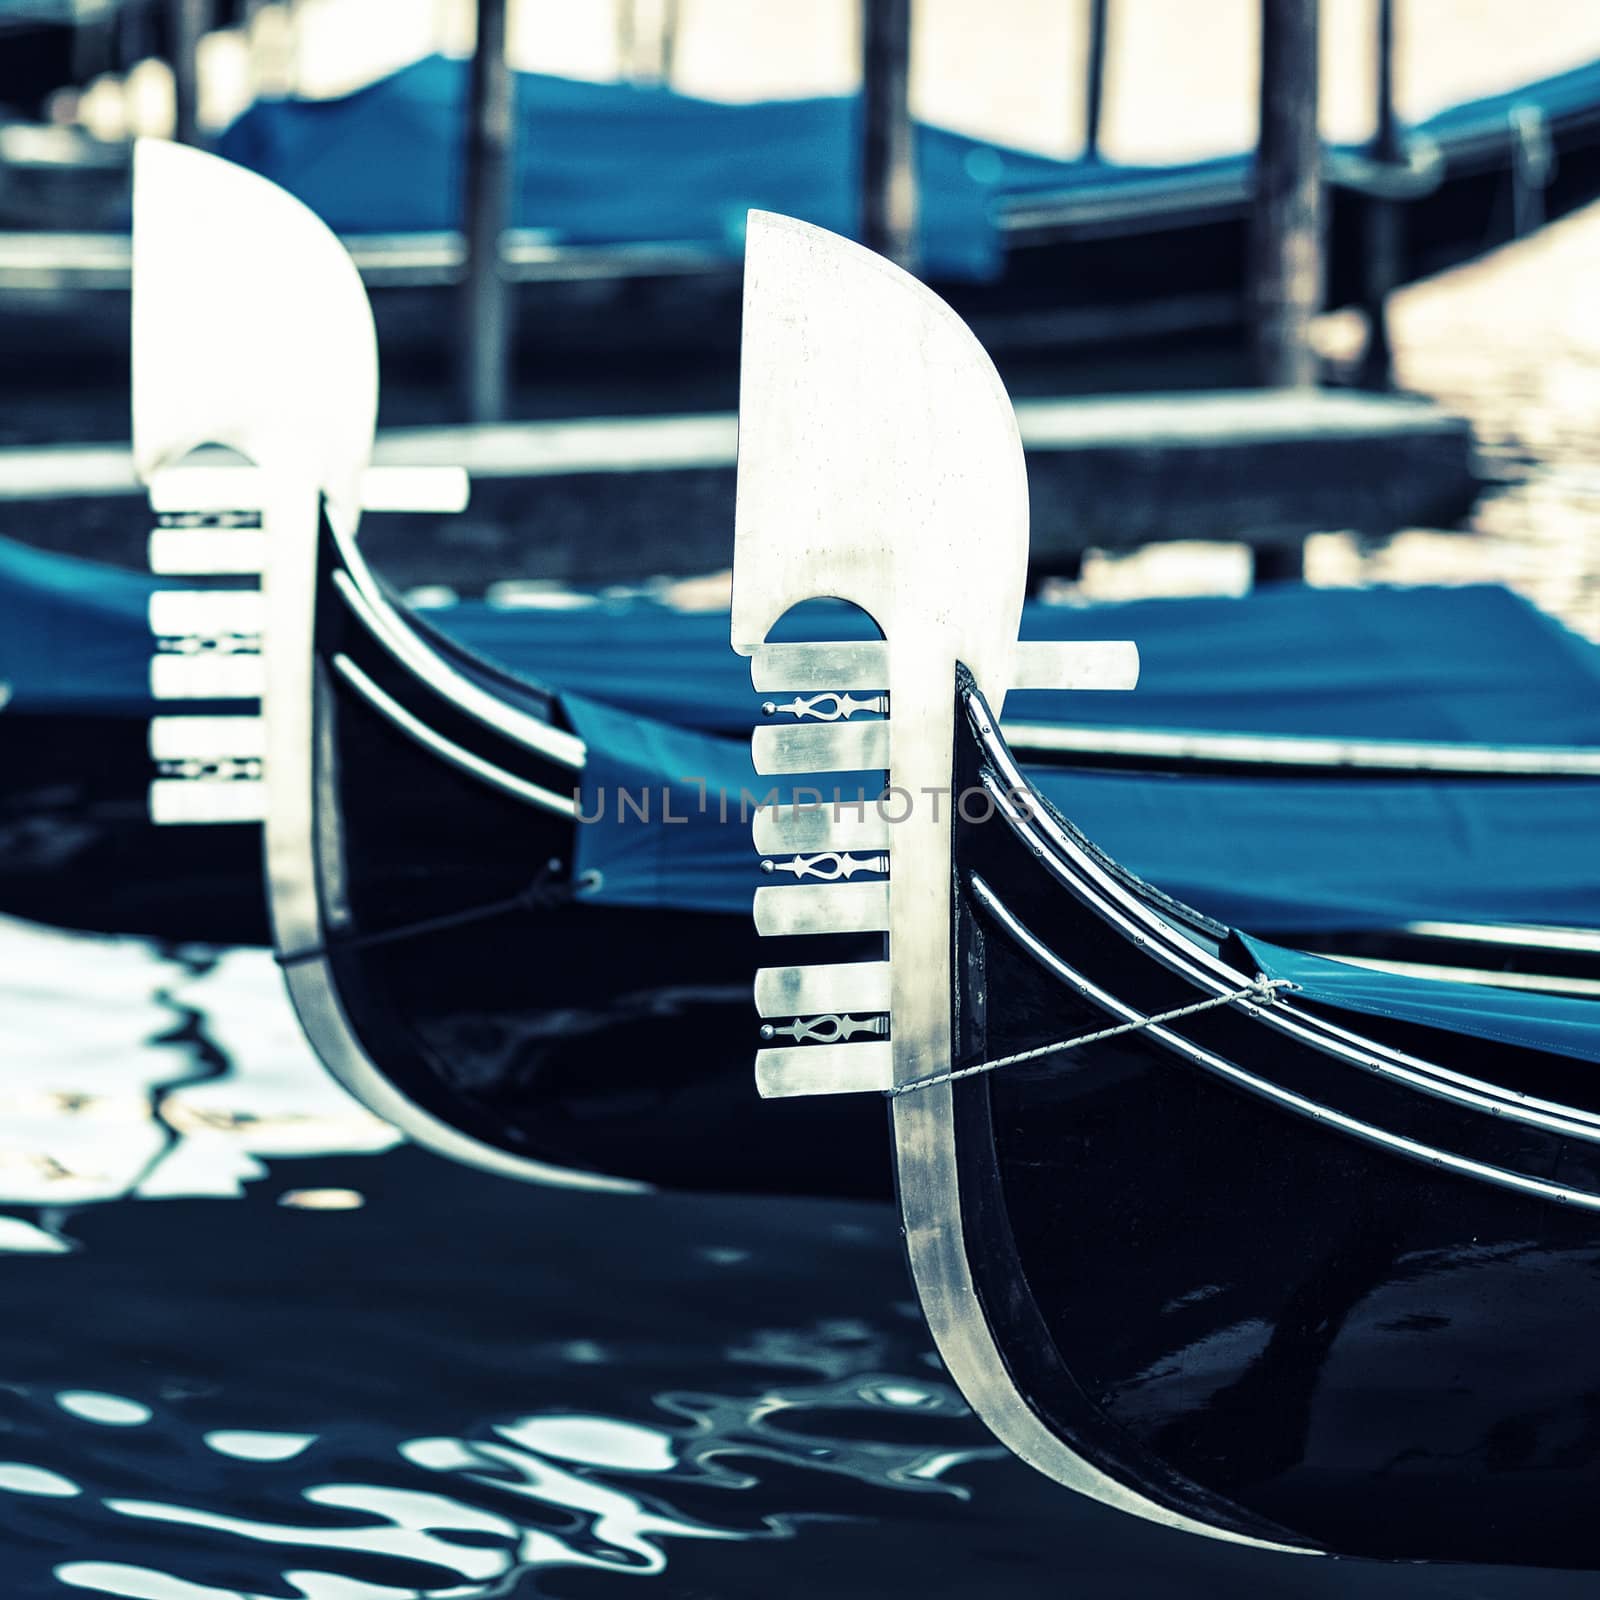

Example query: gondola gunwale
[964,683,1600,1150]
[323,518,585,773]
[326,649,576,820]
[1003,720,1600,778]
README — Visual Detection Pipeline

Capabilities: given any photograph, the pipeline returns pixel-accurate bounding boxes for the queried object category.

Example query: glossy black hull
[282,523,893,1196]
[921,674,1600,1563]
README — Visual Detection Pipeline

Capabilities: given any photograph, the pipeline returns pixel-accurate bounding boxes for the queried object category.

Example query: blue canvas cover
[4,536,1598,938]
[565,694,1600,1065]
[214,53,1600,283]
[443,583,1600,744]
[561,692,1600,935]
[216,56,1071,281]
[9,535,1600,747]
[1242,934,1600,1066]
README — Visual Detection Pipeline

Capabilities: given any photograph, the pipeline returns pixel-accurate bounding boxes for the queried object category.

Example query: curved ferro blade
[732,209,1028,717]
[731,215,1304,1552]
[131,138,378,530]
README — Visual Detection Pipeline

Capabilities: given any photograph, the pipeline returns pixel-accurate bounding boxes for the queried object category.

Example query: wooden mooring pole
[169,0,212,146]
[1250,0,1323,390]
[1358,0,1401,389]
[1250,0,1324,580]
[1084,0,1110,160]
[461,0,515,423]
[861,0,917,271]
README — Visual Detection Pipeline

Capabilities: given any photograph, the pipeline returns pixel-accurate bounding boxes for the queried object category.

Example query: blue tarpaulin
[213,53,1600,283]
[9,535,1600,746]
[566,695,1600,1064]
[1243,935,1600,1065]
[5,535,1599,939]
[216,56,1071,281]
[440,583,1600,744]
[562,692,1600,934]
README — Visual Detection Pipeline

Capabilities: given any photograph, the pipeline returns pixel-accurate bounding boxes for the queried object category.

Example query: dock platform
[0,388,1482,590]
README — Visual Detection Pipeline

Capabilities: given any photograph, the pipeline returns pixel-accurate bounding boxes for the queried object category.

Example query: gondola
[122,142,1600,1205]
[735,211,1600,1566]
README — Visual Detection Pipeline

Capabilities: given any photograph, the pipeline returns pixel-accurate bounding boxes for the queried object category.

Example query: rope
[886,976,1298,1098]
[276,862,568,969]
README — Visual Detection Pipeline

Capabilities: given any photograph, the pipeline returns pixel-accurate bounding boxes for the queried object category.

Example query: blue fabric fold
[1242,934,1600,1065]
[563,695,1600,934]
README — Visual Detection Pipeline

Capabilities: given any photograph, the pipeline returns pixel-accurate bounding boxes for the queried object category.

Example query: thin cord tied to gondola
[275,860,571,969]
[886,976,1299,1098]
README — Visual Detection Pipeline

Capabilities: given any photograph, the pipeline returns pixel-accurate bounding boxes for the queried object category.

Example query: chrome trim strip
[972,878,1600,1213]
[329,550,586,772]
[330,653,577,820]
[1403,920,1600,955]
[1002,721,1600,776]
[1326,955,1600,1000]
[969,697,1600,1139]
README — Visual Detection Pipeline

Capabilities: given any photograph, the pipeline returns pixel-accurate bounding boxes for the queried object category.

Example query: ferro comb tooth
[148,776,266,825]
[752,721,888,777]
[149,654,264,701]
[1009,640,1141,692]
[147,466,266,515]
[148,527,268,576]
[149,715,266,761]
[751,641,889,693]
[755,960,892,1018]
[753,803,892,857]
[753,881,890,938]
[755,1040,895,1099]
[149,590,264,639]
[147,464,469,516]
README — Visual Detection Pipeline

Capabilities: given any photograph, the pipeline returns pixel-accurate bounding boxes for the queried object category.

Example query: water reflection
[0,913,1013,1597]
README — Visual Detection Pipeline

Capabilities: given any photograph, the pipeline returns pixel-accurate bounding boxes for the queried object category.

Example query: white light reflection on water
[0,911,1004,1597]
[28,1356,995,1598]
[0,915,398,1236]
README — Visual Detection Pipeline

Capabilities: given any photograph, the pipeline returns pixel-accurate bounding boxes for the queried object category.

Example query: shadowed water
[0,917,1594,1598]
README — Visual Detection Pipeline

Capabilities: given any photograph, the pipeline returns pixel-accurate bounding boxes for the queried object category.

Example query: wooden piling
[861,0,917,270]
[1084,0,1110,160]
[169,0,212,147]
[460,0,515,423]
[1249,0,1324,389]
[1358,0,1401,389]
